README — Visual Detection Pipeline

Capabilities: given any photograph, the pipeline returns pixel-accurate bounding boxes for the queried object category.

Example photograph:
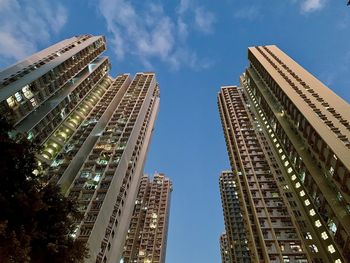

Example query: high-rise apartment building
[0,35,108,144]
[0,35,161,263]
[220,232,233,263]
[122,173,172,263]
[219,171,250,262]
[218,45,350,263]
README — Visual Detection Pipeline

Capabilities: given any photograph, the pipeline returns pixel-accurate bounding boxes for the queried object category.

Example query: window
[327,219,337,235]
[315,220,322,228]
[27,131,34,141]
[321,231,328,240]
[6,96,16,108]
[305,232,312,239]
[327,245,336,254]
[309,244,318,253]
[22,85,33,99]
[14,92,22,102]
[30,98,37,107]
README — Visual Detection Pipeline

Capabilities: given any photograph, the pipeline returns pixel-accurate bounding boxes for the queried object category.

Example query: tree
[0,118,88,262]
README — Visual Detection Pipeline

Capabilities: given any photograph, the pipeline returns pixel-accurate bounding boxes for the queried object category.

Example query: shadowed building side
[217,45,350,263]
[219,171,250,263]
[0,36,162,263]
[122,173,173,263]
[220,232,231,263]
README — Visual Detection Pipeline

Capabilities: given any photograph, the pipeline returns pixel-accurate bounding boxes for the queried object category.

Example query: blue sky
[0,0,349,262]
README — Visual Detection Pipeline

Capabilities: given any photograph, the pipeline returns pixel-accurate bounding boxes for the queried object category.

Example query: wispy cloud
[301,0,327,13]
[177,0,191,15]
[0,0,68,66]
[234,6,261,20]
[98,0,215,70]
[194,7,216,34]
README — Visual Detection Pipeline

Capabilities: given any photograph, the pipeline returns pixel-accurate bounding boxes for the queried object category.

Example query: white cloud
[301,0,326,13]
[194,7,216,34]
[98,0,215,70]
[177,0,191,15]
[0,0,68,65]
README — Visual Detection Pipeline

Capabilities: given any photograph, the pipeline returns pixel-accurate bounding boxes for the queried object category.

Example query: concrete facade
[122,173,172,263]
[219,171,250,263]
[218,45,350,263]
[0,36,161,263]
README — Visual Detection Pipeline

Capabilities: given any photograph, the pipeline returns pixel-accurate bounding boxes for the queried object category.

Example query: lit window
[276,143,280,148]
[327,245,336,254]
[304,199,310,206]
[22,85,33,99]
[284,161,289,166]
[295,182,301,189]
[281,155,286,160]
[321,232,328,240]
[305,232,312,239]
[14,92,22,102]
[327,219,337,235]
[6,96,16,108]
[279,149,283,153]
[152,213,158,219]
[51,143,59,149]
[93,174,101,182]
[300,190,305,197]
[30,98,37,107]
[290,243,302,252]
[42,153,50,159]
[309,244,318,253]
[27,131,34,141]
[315,220,322,228]
[336,192,343,202]
[334,259,342,263]
[291,175,297,181]
[309,209,316,216]
[287,167,293,174]
[46,148,54,155]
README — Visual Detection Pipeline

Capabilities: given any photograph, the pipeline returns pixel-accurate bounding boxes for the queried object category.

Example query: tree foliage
[0,118,88,262]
